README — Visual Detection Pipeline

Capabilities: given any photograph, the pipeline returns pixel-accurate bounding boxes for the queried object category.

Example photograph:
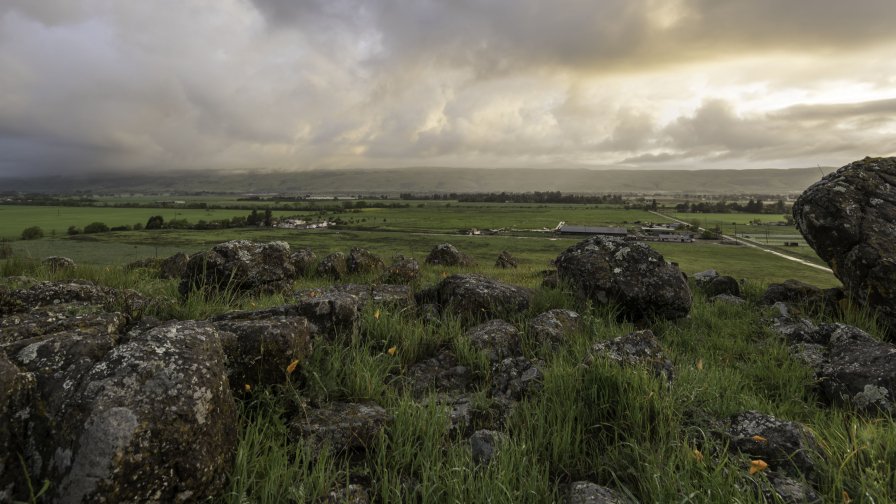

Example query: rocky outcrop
[317,252,348,280]
[401,350,477,398]
[418,274,532,321]
[724,411,821,478]
[529,309,582,347]
[490,356,544,401]
[554,237,691,321]
[290,248,317,277]
[178,240,297,297]
[494,250,518,269]
[794,157,896,332]
[703,275,740,298]
[565,481,625,504]
[425,243,475,267]
[585,330,674,382]
[347,247,385,275]
[159,252,190,279]
[382,255,420,284]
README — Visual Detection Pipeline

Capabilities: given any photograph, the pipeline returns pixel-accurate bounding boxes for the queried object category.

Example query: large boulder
[818,324,896,414]
[554,237,691,321]
[494,250,518,269]
[289,248,317,277]
[159,251,190,279]
[381,255,420,284]
[528,309,582,347]
[794,157,896,332]
[347,247,385,275]
[724,411,821,478]
[178,240,297,297]
[317,252,348,280]
[425,243,475,267]
[419,274,532,321]
[4,319,238,503]
[42,256,76,272]
[465,320,522,363]
[703,275,740,298]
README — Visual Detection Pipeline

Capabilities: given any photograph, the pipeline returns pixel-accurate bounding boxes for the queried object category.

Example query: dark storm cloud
[1,0,895,176]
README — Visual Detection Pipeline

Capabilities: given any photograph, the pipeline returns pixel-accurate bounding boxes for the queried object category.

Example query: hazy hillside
[0,166,833,195]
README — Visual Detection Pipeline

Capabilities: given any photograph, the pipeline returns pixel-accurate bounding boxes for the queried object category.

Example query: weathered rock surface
[693,269,719,288]
[425,243,475,267]
[529,309,582,347]
[0,354,35,499]
[418,274,532,321]
[465,319,522,363]
[565,481,625,504]
[711,294,746,305]
[760,279,825,308]
[382,255,420,284]
[490,356,544,400]
[290,248,317,277]
[317,252,348,280]
[0,279,148,320]
[470,429,504,466]
[178,240,297,297]
[762,474,822,504]
[494,250,518,269]
[159,252,190,279]
[819,324,896,414]
[213,316,314,392]
[347,247,385,275]
[43,256,76,271]
[724,411,820,478]
[555,237,691,321]
[585,330,674,382]
[323,484,370,504]
[703,275,740,298]
[290,402,392,453]
[794,157,896,332]
[402,349,477,398]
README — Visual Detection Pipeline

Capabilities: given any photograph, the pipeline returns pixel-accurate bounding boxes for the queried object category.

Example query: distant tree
[83,222,110,234]
[133,222,144,231]
[0,240,12,259]
[145,215,165,230]
[247,209,261,226]
[67,226,81,236]
[21,226,44,240]
[263,209,273,227]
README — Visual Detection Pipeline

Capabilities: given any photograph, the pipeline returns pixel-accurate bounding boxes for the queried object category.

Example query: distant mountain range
[0,166,834,195]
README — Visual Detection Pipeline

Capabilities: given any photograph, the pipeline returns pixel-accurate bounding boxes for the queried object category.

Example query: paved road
[649,211,833,274]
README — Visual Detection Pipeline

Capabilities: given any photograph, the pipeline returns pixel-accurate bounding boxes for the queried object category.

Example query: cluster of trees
[399,191,628,204]
[674,199,788,214]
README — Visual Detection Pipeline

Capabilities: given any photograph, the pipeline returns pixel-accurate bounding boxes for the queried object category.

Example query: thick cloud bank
[1,0,895,175]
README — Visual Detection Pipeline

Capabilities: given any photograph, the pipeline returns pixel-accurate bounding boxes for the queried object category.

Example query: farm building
[558,225,628,237]
[657,233,694,243]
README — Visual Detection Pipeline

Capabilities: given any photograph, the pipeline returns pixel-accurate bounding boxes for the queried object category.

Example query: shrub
[21,226,44,240]
[83,222,110,234]
[0,240,12,259]
[145,215,165,230]
[67,226,81,235]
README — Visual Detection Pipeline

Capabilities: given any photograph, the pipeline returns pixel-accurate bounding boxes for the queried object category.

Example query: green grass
[3,256,888,503]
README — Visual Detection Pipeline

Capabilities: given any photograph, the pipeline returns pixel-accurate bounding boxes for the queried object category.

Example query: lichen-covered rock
[760,279,825,308]
[1,306,128,344]
[347,247,385,275]
[323,484,370,504]
[494,250,518,269]
[42,256,76,272]
[529,309,582,347]
[126,257,163,271]
[0,279,147,317]
[178,240,297,297]
[290,248,317,277]
[290,402,392,453]
[794,157,896,332]
[381,255,420,284]
[317,251,348,280]
[565,481,625,504]
[554,237,691,321]
[401,350,477,398]
[159,251,189,279]
[703,275,740,298]
[213,317,314,392]
[585,330,674,382]
[762,474,822,504]
[425,243,475,267]
[725,411,820,478]
[470,429,504,466]
[419,274,532,321]
[0,354,35,501]
[693,269,719,288]
[711,294,746,305]
[465,320,522,363]
[490,356,544,400]
[819,324,896,414]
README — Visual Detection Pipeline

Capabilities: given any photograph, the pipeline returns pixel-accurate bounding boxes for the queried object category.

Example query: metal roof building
[558,225,628,236]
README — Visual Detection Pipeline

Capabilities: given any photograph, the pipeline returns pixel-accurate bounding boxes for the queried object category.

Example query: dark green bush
[20,226,44,240]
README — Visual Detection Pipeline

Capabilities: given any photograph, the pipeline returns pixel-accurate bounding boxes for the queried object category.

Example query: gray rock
[213,316,314,392]
[711,294,746,305]
[586,330,674,382]
[529,309,582,346]
[494,250,518,269]
[419,274,533,321]
[317,252,348,280]
[819,324,896,414]
[0,279,147,318]
[554,237,691,321]
[725,411,820,478]
[347,247,385,275]
[159,252,189,279]
[693,269,719,287]
[382,255,420,284]
[763,473,822,504]
[794,156,896,333]
[290,248,317,277]
[0,354,35,501]
[466,320,522,363]
[1,306,128,344]
[178,240,297,297]
[322,484,370,504]
[402,350,477,398]
[704,275,740,297]
[760,279,825,308]
[425,243,475,267]
[565,481,625,504]
[470,429,503,465]
[42,256,76,272]
[290,402,392,453]
[491,356,544,400]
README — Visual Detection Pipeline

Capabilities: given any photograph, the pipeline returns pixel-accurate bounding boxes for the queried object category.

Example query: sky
[1,0,895,176]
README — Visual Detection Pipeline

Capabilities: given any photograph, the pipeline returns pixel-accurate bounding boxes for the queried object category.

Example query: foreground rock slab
[794,156,896,332]
[290,402,392,453]
[724,411,820,478]
[418,274,532,321]
[425,243,475,267]
[178,240,298,297]
[555,237,691,321]
[585,330,674,382]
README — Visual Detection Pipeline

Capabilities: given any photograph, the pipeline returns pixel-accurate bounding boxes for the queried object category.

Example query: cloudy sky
[1,0,896,176]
